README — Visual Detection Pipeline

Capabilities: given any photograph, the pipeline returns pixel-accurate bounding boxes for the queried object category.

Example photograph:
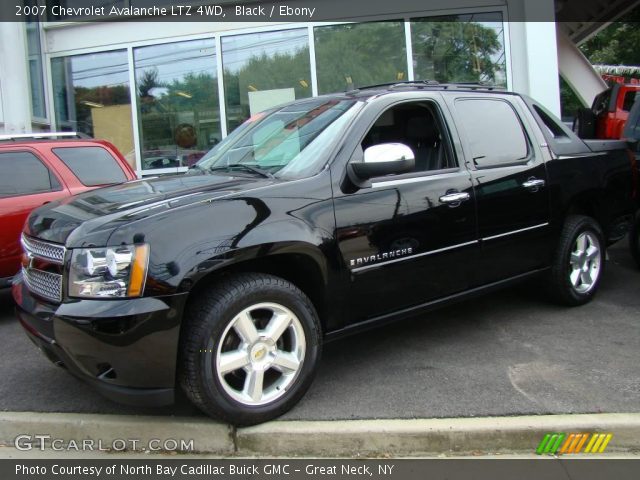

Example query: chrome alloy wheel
[569,232,601,294]
[214,302,306,406]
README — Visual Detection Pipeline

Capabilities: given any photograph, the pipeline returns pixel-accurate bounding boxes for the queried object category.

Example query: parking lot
[1,240,639,421]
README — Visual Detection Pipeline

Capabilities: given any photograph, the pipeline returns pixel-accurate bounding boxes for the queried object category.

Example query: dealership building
[0,0,636,177]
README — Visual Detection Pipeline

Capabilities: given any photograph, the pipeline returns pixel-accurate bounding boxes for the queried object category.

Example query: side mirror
[351,143,415,180]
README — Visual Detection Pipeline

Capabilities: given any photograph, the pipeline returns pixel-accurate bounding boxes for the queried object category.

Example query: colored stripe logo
[536,433,612,455]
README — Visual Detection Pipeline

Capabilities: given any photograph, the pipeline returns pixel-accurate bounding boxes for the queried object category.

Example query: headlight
[69,244,149,298]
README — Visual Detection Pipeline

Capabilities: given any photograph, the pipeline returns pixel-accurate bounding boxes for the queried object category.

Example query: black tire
[549,215,605,306]
[630,214,640,269]
[179,273,321,426]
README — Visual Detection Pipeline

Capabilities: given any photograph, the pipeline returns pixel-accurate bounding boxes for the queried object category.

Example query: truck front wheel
[179,273,322,426]
[549,215,605,306]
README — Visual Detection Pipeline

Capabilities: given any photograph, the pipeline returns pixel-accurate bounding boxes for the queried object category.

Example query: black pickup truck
[13,82,637,425]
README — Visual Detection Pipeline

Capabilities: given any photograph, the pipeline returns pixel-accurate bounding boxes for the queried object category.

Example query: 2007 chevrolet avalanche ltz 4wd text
[13,82,638,425]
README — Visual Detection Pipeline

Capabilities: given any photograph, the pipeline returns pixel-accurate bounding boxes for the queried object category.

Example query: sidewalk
[1,412,639,457]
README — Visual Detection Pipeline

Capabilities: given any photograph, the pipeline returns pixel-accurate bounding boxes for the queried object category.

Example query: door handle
[439,192,470,206]
[522,178,545,190]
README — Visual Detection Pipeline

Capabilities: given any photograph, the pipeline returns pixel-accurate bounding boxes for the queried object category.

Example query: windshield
[193,98,360,180]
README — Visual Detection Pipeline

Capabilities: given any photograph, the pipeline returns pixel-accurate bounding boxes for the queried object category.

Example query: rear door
[445,95,552,284]
[0,149,70,279]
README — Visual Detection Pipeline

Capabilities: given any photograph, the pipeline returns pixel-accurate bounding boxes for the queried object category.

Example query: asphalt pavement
[1,241,639,421]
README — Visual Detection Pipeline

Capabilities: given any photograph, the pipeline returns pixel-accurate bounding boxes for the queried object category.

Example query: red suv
[0,133,137,288]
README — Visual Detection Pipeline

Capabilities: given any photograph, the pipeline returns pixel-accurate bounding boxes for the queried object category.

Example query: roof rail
[441,82,506,91]
[0,132,91,142]
[349,80,506,93]
[351,80,441,92]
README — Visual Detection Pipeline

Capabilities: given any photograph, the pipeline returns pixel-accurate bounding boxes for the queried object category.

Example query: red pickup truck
[0,133,137,288]
[575,83,640,140]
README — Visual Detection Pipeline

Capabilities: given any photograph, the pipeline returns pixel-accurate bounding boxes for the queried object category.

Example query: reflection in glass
[51,50,135,168]
[195,98,360,180]
[222,29,311,132]
[314,22,407,94]
[25,5,46,118]
[411,13,506,86]
[134,39,221,171]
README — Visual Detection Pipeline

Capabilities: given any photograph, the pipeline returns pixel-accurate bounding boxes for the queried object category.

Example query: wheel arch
[181,243,330,331]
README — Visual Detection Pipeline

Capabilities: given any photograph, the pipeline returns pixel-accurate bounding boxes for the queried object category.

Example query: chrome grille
[21,235,66,264]
[21,267,63,302]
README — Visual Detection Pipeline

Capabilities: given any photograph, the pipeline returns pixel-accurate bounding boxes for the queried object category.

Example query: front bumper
[12,277,188,407]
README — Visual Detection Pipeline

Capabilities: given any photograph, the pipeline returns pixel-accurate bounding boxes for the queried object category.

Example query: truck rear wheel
[549,215,605,306]
[179,273,322,426]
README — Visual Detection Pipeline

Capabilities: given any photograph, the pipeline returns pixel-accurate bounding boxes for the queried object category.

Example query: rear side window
[456,99,529,168]
[532,105,568,139]
[52,146,128,186]
[0,151,61,198]
[623,91,637,112]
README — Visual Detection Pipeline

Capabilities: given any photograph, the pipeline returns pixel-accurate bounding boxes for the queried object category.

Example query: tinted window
[53,147,128,186]
[361,102,455,173]
[623,91,637,112]
[456,99,529,168]
[0,151,60,198]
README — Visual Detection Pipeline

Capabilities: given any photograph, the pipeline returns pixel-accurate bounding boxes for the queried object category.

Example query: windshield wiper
[209,164,274,179]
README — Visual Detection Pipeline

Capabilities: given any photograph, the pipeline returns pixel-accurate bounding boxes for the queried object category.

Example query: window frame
[347,97,461,184]
[0,149,64,199]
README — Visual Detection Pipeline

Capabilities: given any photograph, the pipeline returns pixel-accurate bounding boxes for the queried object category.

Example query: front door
[333,99,478,322]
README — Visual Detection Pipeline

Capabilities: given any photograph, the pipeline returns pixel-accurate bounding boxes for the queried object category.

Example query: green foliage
[560,8,640,119]
[411,20,504,85]
[137,72,221,151]
[314,22,407,93]
[559,76,584,120]
[580,7,640,68]
[223,47,312,129]
[121,19,507,144]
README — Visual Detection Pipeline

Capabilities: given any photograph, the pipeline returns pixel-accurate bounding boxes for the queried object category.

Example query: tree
[580,7,640,68]
[411,19,504,84]
[560,7,640,118]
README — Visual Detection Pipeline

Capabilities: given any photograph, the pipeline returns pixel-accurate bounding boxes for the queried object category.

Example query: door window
[456,99,529,168]
[0,151,61,198]
[361,102,455,174]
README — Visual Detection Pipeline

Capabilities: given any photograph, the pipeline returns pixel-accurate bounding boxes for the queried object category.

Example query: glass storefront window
[25,14,46,119]
[134,39,220,171]
[52,50,135,168]
[314,22,407,94]
[411,13,507,86]
[222,28,312,132]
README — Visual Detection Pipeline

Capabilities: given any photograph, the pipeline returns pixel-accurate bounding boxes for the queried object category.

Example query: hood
[26,173,275,246]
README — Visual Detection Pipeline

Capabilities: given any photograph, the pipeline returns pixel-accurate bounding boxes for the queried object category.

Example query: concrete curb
[237,413,640,456]
[1,412,639,456]
[0,412,234,454]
